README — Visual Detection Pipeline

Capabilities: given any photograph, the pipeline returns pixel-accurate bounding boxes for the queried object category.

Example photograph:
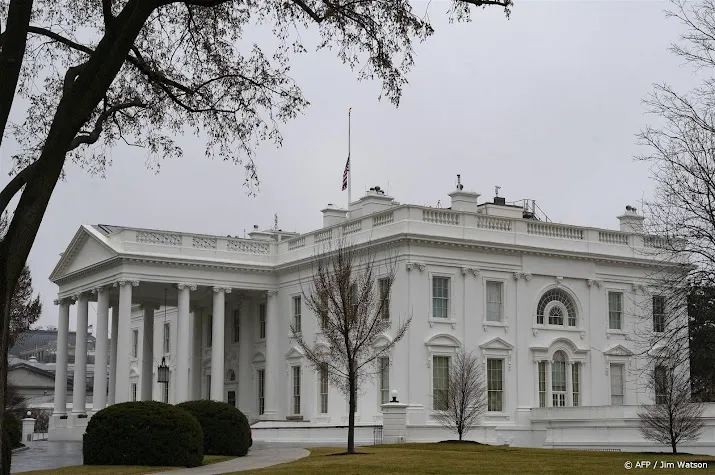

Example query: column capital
[115,280,139,287]
[266,290,278,297]
[54,297,75,305]
[177,283,197,291]
[213,287,232,294]
[72,292,88,301]
[91,285,109,294]
[140,302,161,311]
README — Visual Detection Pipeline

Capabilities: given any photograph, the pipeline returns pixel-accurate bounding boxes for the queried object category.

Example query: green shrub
[4,412,21,448]
[177,400,251,456]
[83,401,203,467]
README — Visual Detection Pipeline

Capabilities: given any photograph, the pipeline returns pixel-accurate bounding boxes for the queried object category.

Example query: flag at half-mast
[342,107,351,191]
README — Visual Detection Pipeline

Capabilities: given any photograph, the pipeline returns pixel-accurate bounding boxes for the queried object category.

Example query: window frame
[608,291,624,331]
[131,382,137,402]
[432,355,451,411]
[572,362,580,407]
[233,309,240,343]
[292,365,301,415]
[258,304,266,340]
[485,280,505,324]
[535,287,579,329]
[654,364,668,404]
[319,363,329,414]
[431,275,451,320]
[257,369,265,415]
[162,380,169,403]
[378,356,390,406]
[378,277,391,321]
[486,358,504,412]
[609,363,625,406]
[131,329,139,358]
[227,390,236,407]
[538,361,547,408]
[163,322,171,354]
[292,295,302,334]
[652,295,666,333]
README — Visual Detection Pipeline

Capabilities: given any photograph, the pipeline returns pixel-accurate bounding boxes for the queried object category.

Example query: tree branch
[102,0,115,31]
[0,161,40,218]
[67,99,146,151]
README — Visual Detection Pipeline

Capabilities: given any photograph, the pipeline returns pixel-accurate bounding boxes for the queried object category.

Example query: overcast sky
[0,0,701,331]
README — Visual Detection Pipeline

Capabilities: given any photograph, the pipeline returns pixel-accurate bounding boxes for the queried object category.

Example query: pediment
[373,333,393,348]
[252,352,265,364]
[313,342,330,354]
[284,346,305,360]
[479,337,514,351]
[605,344,633,357]
[50,226,118,282]
[425,333,461,348]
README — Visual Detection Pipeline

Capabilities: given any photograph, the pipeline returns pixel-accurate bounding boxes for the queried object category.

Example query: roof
[10,329,95,357]
[92,224,125,236]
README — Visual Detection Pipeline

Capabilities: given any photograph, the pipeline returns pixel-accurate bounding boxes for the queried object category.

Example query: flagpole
[348,107,352,216]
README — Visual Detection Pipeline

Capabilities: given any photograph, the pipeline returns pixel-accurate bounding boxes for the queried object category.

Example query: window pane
[487,359,503,412]
[610,364,624,405]
[293,366,301,414]
[432,278,449,319]
[653,296,665,333]
[552,361,566,392]
[320,364,329,414]
[608,292,623,330]
[572,363,580,407]
[433,356,450,410]
[538,361,547,408]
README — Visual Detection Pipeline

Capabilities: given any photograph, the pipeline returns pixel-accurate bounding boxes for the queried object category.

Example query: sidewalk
[148,447,310,475]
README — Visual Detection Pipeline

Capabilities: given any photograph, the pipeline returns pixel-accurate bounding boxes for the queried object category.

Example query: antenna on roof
[274,213,278,231]
[457,174,463,191]
[495,185,501,197]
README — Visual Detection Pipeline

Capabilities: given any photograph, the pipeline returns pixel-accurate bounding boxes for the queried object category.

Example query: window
[319,364,328,414]
[572,363,580,407]
[538,361,547,408]
[653,296,666,333]
[228,390,236,407]
[131,329,138,358]
[432,277,450,319]
[552,351,567,407]
[610,364,624,405]
[487,359,504,412]
[432,355,450,410]
[655,365,668,404]
[608,292,623,330]
[233,309,240,343]
[259,304,266,339]
[293,296,302,333]
[207,316,213,347]
[163,322,171,354]
[131,382,137,402]
[486,281,503,322]
[258,369,265,415]
[163,382,169,403]
[206,375,211,400]
[379,278,391,320]
[536,288,577,326]
[292,366,301,415]
[379,357,390,405]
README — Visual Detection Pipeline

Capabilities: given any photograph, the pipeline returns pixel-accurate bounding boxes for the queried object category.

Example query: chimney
[448,174,480,212]
[617,205,645,233]
[351,187,395,218]
[321,204,348,227]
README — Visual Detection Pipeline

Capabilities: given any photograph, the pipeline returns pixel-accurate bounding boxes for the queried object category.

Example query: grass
[15,454,237,475]
[234,443,715,475]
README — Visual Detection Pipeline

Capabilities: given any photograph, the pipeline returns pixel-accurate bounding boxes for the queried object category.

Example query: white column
[211,287,230,401]
[263,290,278,419]
[108,303,118,405]
[545,360,553,408]
[238,299,253,416]
[141,304,156,401]
[176,283,195,403]
[72,293,89,413]
[566,362,573,407]
[93,288,110,411]
[115,280,137,403]
[191,307,203,400]
[53,299,71,415]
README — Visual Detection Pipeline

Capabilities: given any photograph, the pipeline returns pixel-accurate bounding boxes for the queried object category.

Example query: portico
[48,225,285,440]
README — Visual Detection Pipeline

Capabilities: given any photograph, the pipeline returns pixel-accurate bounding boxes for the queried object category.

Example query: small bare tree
[638,347,705,454]
[432,349,487,441]
[292,237,411,454]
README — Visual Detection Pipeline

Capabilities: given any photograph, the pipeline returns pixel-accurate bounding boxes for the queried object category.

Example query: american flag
[342,156,350,191]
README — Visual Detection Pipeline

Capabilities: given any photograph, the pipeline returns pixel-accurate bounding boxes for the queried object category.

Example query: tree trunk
[458,428,463,441]
[347,371,356,454]
[671,438,677,454]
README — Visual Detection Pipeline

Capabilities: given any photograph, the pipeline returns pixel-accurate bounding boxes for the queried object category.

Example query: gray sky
[0,0,700,331]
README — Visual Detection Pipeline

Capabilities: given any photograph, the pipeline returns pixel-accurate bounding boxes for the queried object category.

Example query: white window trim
[482,277,508,331]
[163,322,171,355]
[479,337,513,417]
[285,346,305,417]
[532,284,583,331]
[257,303,266,342]
[377,275,392,325]
[604,344,632,406]
[131,328,139,360]
[289,292,302,337]
[315,363,330,423]
[425,334,460,414]
[429,271,456,328]
[485,357,507,415]
[290,364,302,416]
[605,287,626,334]
[377,356,391,410]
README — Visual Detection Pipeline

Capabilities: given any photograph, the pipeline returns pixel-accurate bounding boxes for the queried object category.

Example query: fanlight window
[537,289,577,326]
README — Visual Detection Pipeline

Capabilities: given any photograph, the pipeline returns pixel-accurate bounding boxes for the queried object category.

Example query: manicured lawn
[235,443,714,475]
[16,454,236,474]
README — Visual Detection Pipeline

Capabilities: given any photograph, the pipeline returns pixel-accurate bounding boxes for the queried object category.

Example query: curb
[12,446,30,454]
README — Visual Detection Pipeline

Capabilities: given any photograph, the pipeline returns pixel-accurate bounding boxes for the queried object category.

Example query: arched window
[537,288,577,326]
[552,351,567,407]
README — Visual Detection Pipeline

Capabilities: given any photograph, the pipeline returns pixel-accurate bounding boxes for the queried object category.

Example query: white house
[47,181,715,453]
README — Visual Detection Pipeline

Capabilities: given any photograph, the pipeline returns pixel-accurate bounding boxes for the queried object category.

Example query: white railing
[315,229,333,243]
[136,231,182,246]
[644,236,668,248]
[192,236,217,249]
[599,231,628,246]
[527,222,584,240]
[227,239,270,254]
[288,237,305,250]
[342,221,362,236]
[422,209,460,226]
[373,211,394,227]
[476,216,512,232]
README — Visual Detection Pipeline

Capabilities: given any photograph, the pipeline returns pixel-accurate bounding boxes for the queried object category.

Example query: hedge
[177,400,251,456]
[83,401,203,467]
[5,412,21,448]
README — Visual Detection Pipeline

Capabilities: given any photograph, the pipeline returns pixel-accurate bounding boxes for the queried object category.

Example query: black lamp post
[158,357,169,384]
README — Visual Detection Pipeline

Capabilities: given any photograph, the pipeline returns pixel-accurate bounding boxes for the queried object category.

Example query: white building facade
[47,185,715,453]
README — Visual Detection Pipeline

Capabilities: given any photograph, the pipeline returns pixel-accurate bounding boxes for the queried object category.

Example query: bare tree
[291,237,411,454]
[432,349,487,441]
[638,347,705,454]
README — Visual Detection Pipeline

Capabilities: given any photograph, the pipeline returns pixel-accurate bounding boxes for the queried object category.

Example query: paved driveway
[12,441,83,473]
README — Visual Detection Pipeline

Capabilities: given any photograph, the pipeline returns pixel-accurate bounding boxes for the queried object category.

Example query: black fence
[373,425,383,445]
